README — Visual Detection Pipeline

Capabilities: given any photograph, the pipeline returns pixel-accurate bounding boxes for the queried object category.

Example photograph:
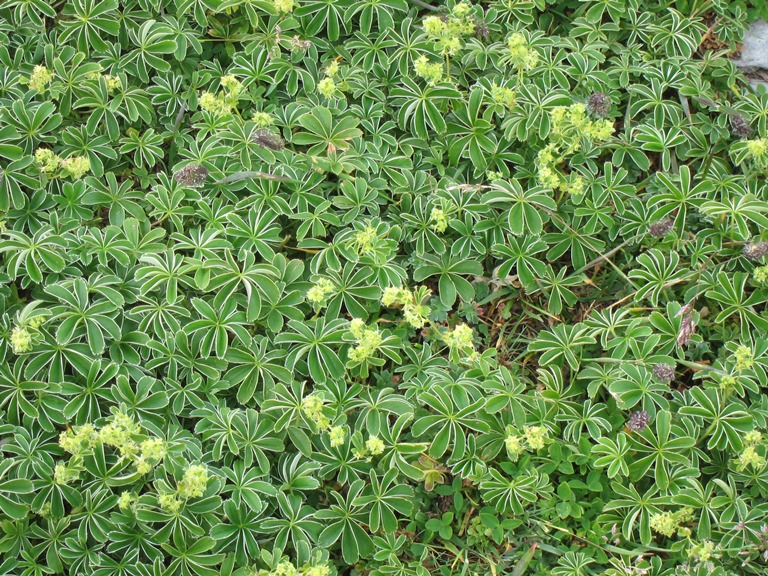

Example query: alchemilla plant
[3,0,768,575]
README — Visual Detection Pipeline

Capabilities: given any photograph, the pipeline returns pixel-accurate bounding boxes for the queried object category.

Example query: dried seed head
[648,219,674,238]
[743,241,768,261]
[473,17,490,40]
[626,410,651,432]
[677,315,696,346]
[731,114,753,139]
[587,92,611,117]
[174,164,208,188]
[252,129,285,151]
[652,363,675,382]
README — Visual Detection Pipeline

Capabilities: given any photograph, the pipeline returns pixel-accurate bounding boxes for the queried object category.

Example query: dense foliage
[3,0,768,575]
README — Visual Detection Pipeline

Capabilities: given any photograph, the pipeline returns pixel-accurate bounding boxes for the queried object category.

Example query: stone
[735,20,768,91]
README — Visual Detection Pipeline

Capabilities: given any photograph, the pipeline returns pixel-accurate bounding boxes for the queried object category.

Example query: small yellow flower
[733,345,754,371]
[317,77,336,99]
[737,445,766,471]
[365,436,385,455]
[445,324,474,351]
[104,75,121,92]
[744,430,763,446]
[352,225,378,255]
[414,55,443,85]
[523,425,548,450]
[325,61,340,77]
[430,207,448,233]
[754,265,768,284]
[348,322,383,363]
[34,149,60,174]
[179,465,209,499]
[504,434,525,455]
[252,111,273,128]
[273,0,295,13]
[220,75,243,96]
[54,463,79,485]
[650,511,678,538]
[118,492,136,511]
[29,65,53,92]
[507,33,539,71]
[490,83,516,110]
[566,175,586,196]
[306,277,336,307]
[59,156,91,179]
[305,566,331,576]
[329,426,346,447]
[158,493,182,513]
[273,562,298,576]
[746,138,768,160]
[689,540,715,563]
[10,326,33,354]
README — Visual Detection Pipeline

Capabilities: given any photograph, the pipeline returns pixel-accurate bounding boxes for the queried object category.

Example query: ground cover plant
[3,0,768,574]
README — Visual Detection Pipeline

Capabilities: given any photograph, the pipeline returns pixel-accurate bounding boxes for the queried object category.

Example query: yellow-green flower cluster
[504,434,525,456]
[381,286,431,329]
[565,174,586,196]
[429,207,448,233]
[754,265,768,284]
[54,463,80,485]
[329,425,346,447]
[551,103,614,149]
[421,2,475,56]
[60,156,92,179]
[9,314,46,355]
[325,61,340,78]
[307,277,336,308]
[159,464,210,512]
[252,111,274,128]
[507,33,539,72]
[444,324,475,352]
[199,75,243,116]
[104,75,121,92]
[537,104,613,191]
[523,425,548,450]
[649,508,694,538]
[255,560,332,576]
[414,55,444,86]
[365,435,385,456]
[99,412,142,459]
[302,394,330,431]
[317,59,345,98]
[273,0,294,13]
[118,492,137,511]
[351,225,379,255]
[737,430,766,471]
[490,83,516,110]
[689,540,715,563]
[159,493,182,514]
[58,412,166,476]
[10,326,33,354]
[59,424,99,457]
[135,438,167,474]
[504,425,550,458]
[318,77,337,99]
[179,464,209,499]
[745,137,768,169]
[34,149,91,179]
[29,65,53,92]
[348,318,383,363]
[733,345,754,371]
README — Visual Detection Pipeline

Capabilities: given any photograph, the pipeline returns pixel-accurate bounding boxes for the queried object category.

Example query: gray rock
[738,20,768,69]
[735,20,768,91]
